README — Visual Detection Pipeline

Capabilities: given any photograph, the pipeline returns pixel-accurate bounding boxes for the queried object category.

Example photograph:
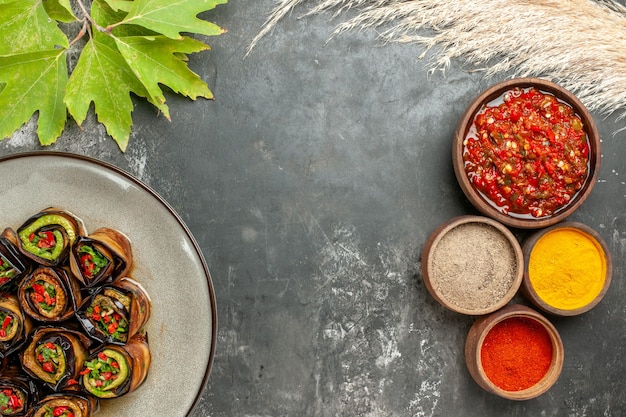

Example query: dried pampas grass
[250,0,626,121]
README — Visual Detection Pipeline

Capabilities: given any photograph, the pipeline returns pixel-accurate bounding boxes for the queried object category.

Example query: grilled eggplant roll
[20,327,90,391]
[18,267,82,323]
[0,379,32,416]
[80,333,150,399]
[0,229,31,292]
[0,294,32,358]
[28,392,97,417]
[76,278,150,345]
[0,366,39,416]
[69,228,133,288]
[16,208,86,267]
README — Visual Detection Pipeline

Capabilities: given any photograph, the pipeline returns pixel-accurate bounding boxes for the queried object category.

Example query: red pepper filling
[29,231,56,249]
[77,245,108,279]
[0,313,12,338]
[0,388,24,414]
[80,351,123,390]
[463,87,589,218]
[86,304,128,341]
[30,281,57,312]
[36,342,60,375]
[80,253,96,278]
[50,406,74,417]
[0,257,16,286]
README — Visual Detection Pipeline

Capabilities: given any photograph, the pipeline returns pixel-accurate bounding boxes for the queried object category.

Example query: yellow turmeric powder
[528,228,606,310]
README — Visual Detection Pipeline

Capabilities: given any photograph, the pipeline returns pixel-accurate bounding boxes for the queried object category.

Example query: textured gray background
[5,1,626,416]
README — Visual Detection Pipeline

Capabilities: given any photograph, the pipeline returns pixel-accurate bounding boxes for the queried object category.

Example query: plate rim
[0,150,218,416]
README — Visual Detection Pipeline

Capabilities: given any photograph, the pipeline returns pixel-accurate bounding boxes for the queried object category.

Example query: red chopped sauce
[463,87,590,218]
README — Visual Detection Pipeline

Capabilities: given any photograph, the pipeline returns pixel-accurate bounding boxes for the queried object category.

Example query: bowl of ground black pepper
[521,221,612,316]
[465,304,564,400]
[453,78,601,229]
[422,215,524,315]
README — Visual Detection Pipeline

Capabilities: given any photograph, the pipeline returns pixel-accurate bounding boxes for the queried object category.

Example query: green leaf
[114,35,212,120]
[0,0,226,151]
[102,0,134,13]
[65,35,149,152]
[118,0,228,39]
[0,48,68,144]
[0,0,69,54]
[42,0,77,23]
[94,0,158,37]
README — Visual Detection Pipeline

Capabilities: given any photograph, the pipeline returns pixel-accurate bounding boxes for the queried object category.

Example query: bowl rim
[521,221,613,316]
[452,77,601,229]
[465,304,564,400]
[421,215,524,315]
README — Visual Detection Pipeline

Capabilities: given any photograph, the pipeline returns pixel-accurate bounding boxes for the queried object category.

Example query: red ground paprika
[480,317,553,391]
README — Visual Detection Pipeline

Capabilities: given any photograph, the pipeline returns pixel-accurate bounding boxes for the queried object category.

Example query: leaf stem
[105,21,124,33]
[74,0,110,34]
[69,19,89,46]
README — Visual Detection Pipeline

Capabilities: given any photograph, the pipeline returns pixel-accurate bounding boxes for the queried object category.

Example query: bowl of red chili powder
[453,78,601,229]
[465,304,564,400]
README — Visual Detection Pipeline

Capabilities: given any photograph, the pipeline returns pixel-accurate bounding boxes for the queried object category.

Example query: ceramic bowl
[452,78,601,229]
[521,222,612,316]
[465,304,564,400]
[422,215,523,315]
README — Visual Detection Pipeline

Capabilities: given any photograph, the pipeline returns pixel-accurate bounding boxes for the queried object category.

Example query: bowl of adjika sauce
[521,222,612,316]
[422,215,524,315]
[465,304,564,400]
[453,78,601,229]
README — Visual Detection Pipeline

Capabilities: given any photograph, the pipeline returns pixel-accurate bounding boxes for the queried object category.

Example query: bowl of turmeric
[465,304,564,400]
[521,222,612,316]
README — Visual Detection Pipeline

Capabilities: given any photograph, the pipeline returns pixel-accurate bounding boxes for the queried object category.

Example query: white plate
[0,152,217,416]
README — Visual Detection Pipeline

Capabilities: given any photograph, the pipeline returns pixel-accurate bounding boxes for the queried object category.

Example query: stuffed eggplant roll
[80,333,150,399]
[28,392,97,417]
[0,380,31,416]
[20,327,90,391]
[16,208,86,267]
[0,229,31,292]
[0,294,32,358]
[18,267,82,323]
[69,228,132,288]
[0,366,38,416]
[76,278,150,345]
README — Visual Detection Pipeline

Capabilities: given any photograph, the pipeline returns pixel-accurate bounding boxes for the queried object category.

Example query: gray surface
[5,1,626,416]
